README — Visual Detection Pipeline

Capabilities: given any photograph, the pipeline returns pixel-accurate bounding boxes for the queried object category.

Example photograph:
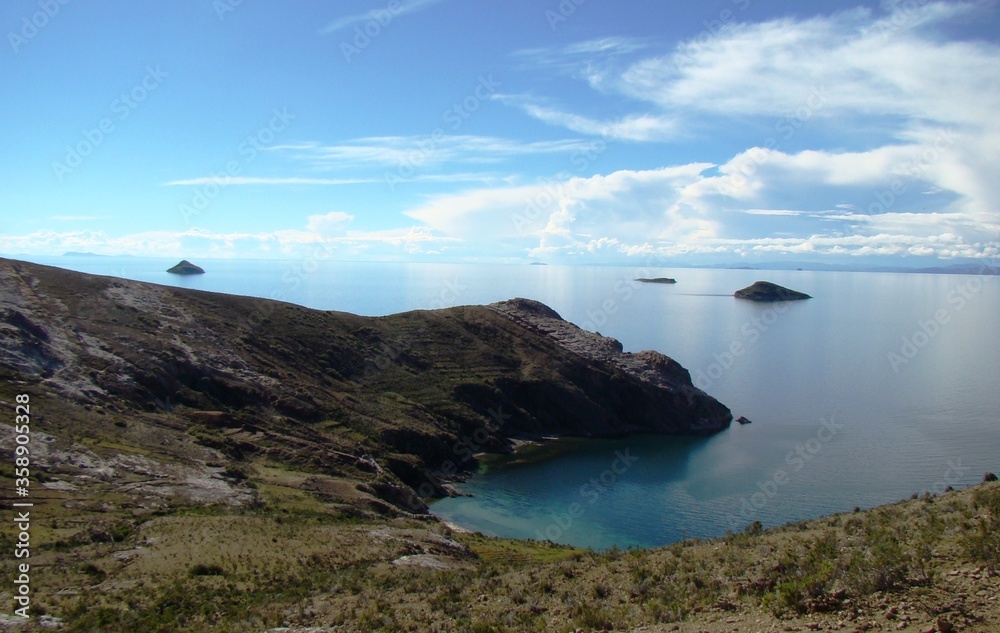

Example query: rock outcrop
[735,281,811,302]
[487,298,732,435]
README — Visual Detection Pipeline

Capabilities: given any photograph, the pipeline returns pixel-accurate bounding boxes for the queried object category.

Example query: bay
[28,255,1000,550]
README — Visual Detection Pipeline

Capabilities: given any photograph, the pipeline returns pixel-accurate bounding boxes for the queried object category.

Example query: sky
[2,0,999,267]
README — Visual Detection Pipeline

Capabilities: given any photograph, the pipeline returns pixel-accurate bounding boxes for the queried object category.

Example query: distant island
[734,281,811,302]
[167,259,205,275]
[62,251,108,257]
[635,277,677,284]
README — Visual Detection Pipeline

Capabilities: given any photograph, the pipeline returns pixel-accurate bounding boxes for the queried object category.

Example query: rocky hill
[0,258,729,512]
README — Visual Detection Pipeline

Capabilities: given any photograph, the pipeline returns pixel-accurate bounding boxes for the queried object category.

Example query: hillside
[0,258,997,632]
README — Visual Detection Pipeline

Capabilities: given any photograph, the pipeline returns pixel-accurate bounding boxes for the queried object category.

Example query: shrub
[188,563,225,577]
[962,486,1000,569]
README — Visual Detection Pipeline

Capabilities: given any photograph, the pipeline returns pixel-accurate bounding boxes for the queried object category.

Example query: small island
[734,281,811,302]
[635,277,677,284]
[167,259,205,275]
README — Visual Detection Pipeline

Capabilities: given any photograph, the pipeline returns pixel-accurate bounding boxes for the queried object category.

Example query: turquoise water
[25,255,1000,549]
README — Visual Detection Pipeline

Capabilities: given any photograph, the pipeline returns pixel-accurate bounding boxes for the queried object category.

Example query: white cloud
[498,97,679,142]
[321,0,446,34]
[49,215,112,221]
[163,177,377,187]
[306,211,355,236]
[743,209,803,216]
[619,2,995,126]
[273,136,595,170]
[0,223,458,260]
[398,140,999,262]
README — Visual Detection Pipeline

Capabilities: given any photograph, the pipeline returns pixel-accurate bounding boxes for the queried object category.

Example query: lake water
[23,255,1000,550]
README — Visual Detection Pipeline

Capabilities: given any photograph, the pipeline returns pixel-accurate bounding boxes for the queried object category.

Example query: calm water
[25,255,1000,549]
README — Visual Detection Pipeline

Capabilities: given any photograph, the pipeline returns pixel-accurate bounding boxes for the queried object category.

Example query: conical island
[734,280,811,301]
[167,259,205,275]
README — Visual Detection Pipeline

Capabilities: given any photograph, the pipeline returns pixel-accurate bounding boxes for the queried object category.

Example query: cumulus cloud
[0,222,457,260]
[457,2,1000,262]
[306,211,355,236]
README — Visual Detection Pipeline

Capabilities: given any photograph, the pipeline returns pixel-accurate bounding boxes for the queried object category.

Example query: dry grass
[3,457,998,632]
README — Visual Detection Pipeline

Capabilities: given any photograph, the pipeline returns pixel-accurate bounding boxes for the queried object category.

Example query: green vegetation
[3,480,996,631]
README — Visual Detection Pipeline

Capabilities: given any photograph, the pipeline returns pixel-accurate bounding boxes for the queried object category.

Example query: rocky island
[734,280,811,301]
[635,277,677,284]
[166,259,205,275]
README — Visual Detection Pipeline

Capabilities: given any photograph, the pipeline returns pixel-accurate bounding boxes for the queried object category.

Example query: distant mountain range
[698,261,1000,275]
[0,252,992,277]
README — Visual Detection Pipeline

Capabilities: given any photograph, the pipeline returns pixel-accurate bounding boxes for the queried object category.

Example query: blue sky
[2,0,999,266]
